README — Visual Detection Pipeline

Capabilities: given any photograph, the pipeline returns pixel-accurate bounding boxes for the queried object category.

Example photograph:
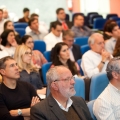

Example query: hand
[11,39,18,47]
[24,116,30,120]
[31,96,40,107]
[101,49,111,62]
[9,110,18,116]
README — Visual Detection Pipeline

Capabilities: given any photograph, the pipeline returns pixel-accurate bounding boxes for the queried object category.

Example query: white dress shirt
[69,47,75,61]
[4,47,16,57]
[81,50,108,78]
[93,83,120,120]
[0,19,6,35]
[44,32,62,51]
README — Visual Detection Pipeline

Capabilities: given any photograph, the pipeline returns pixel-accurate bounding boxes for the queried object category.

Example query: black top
[0,81,37,120]
[19,70,43,89]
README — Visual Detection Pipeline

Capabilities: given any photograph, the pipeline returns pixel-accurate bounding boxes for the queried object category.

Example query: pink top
[32,50,47,67]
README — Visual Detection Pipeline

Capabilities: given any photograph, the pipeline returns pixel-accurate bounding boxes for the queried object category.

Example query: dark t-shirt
[0,81,37,120]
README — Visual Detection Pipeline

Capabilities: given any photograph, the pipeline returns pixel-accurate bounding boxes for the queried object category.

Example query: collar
[109,83,120,94]
[110,37,117,42]
[69,46,73,50]
[54,98,73,112]
[31,30,41,35]
[58,19,65,23]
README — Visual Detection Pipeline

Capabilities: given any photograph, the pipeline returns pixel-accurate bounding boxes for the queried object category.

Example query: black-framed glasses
[54,76,75,82]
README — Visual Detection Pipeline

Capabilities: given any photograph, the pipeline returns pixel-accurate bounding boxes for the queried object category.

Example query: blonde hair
[14,45,38,72]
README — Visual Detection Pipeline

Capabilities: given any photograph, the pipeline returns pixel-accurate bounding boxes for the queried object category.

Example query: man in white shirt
[30,66,92,120]
[105,22,120,54]
[93,57,120,120]
[44,21,62,51]
[81,33,111,78]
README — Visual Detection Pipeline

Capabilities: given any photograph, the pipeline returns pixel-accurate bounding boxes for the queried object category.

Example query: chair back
[14,22,28,29]
[106,14,118,19]
[74,37,88,46]
[77,59,84,76]
[43,51,51,62]
[15,28,25,37]
[81,44,90,54]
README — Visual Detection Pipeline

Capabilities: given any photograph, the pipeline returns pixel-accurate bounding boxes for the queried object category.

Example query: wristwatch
[18,109,22,116]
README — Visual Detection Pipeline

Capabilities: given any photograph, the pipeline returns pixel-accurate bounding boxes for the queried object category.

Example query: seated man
[18,8,30,23]
[105,22,120,54]
[30,66,92,120]
[44,21,62,51]
[81,33,111,78]
[0,56,40,120]
[71,14,92,38]
[62,30,82,61]
[50,8,73,31]
[26,18,48,40]
[93,57,120,120]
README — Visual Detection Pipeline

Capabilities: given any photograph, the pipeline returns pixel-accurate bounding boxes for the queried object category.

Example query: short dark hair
[0,56,14,70]
[0,9,3,13]
[74,14,84,20]
[51,21,62,29]
[30,13,39,18]
[56,8,64,14]
[21,35,32,44]
[28,18,38,26]
[107,22,118,33]
[4,20,12,30]
[23,8,29,13]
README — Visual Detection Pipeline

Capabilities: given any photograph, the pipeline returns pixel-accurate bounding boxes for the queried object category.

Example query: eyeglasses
[27,41,34,44]
[54,76,75,82]
[25,52,32,55]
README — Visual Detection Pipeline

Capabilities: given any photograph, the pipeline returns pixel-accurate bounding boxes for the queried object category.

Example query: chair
[106,14,118,19]
[14,22,28,29]
[33,40,46,53]
[87,100,96,120]
[74,37,88,46]
[65,14,70,21]
[15,28,25,37]
[41,62,52,85]
[117,21,120,27]
[93,18,106,30]
[111,17,120,21]
[43,51,51,62]
[77,59,84,76]
[87,12,98,19]
[81,44,90,54]
[109,16,118,20]
[89,72,109,100]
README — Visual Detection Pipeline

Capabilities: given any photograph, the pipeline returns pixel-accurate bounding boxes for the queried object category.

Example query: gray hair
[106,57,120,80]
[88,33,103,46]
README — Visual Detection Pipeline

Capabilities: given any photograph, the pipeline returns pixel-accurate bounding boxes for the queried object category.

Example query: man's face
[0,11,3,20]
[30,19,39,31]
[63,35,74,48]
[91,36,105,54]
[57,10,66,20]
[52,25,62,37]
[24,11,30,18]
[112,26,120,38]
[75,15,84,27]
[0,59,20,80]
[3,10,8,19]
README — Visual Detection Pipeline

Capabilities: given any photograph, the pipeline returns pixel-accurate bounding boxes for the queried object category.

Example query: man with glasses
[93,57,120,120]
[30,66,92,120]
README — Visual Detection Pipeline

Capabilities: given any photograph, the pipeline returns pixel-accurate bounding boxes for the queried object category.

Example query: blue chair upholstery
[87,100,96,120]
[14,22,28,29]
[117,21,120,27]
[43,51,51,62]
[89,72,109,100]
[74,37,88,46]
[93,18,106,30]
[42,62,52,85]
[33,40,46,53]
[77,59,84,76]
[90,15,103,25]
[81,44,90,54]
[15,28,25,37]
[106,14,118,19]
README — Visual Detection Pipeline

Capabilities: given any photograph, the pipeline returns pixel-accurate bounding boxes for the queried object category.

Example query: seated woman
[4,20,21,44]
[14,44,46,95]
[51,42,80,76]
[21,35,47,68]
[1,29,18,56]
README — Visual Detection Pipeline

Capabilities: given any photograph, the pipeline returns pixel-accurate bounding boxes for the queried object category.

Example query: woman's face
[59,45,70,61]
[6,22,14,30]
[7,32,15,45]
[22,48,32,64]
[25,37,34,50]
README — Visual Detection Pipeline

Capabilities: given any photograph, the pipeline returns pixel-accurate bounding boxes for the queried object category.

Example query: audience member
[93,57,120,120]
[62,30,82,61]
[51,42,80,76]
[103,20,116,40]
[18,8,30,23]
[30,66,92,120]
[14,45,46,95]
[105,22,120,54]
[1,29,18,56]
[2,8,9,20]
[0,9,6,34]
[26,13,48,34]
[71,14,92,38]
[81,33,111,78]
[27,18,47,40]
[50,8,73,31]
[44,21,62,51]
[4,20,21,44]
[21,35,47,67]
[0,56,40,120]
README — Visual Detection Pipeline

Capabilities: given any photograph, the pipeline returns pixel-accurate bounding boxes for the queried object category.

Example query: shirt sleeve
[43,37,52,51]
[0,93,24,120]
